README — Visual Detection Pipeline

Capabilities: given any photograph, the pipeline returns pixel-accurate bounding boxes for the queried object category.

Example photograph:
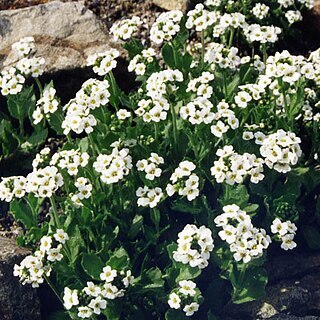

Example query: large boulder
[0,0,117,73]
[0,236,41,320]
[152,0,188,12]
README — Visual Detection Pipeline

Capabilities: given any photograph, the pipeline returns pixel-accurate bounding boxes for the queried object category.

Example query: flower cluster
[265,50,314,84]
[93,147,132,184]
[62,79,110,135]
[63,266,134,318]
[50,149,90,176]
[259,129,302,173]
[0,176,27,202]
[0,67,25,95]
[136,153,164,180]
[168,280,201,317]
[16,56,45,78]
[215,205,271,263]
[212,12,246,38]
[146,69,183,100]
[71,177,93,207]
[128,48,156,76]
[110,16,142,41]
[11,36,35,58]
[252,3,269,20]
[25,166,64,198]
[32,147,51,168]
[186,4,218,32]
[244,24,281,44]
[166,161,200,201]
[136,186,163,208]
[285,10,302,25]
[33,87,59,124]
[150,10,183,44]
[180,97,214,125]
[205,42,242,70]
[210,101,239,137]
[271,218,297,250]
[173,224,214,269]
[135,98,170,122]
[186,72,214,99]
[13,230,69,287]
[211,146,265,185]
[87,49,120,76]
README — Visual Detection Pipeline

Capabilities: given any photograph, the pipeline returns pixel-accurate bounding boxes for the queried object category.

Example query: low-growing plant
[1,3,320,320]
[0,37,64,165]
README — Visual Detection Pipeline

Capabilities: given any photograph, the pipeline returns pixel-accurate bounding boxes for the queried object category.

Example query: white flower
[88,296,107,315]
[78,306,93,319]
[83,282,101,297]
[168,292,181,309]
[102,283,119,299]
[54,229,69,244]
[281,234,297,250]
[12,37,35,57]
[100,265,117,283]
[183,302,199,316]
[215,206,271,263]
[117,109,131,120]
[110,16,142,40]
[122,270,134,288]
[63,287,79,310]
[179,280,196,296]
[150,10,183,44]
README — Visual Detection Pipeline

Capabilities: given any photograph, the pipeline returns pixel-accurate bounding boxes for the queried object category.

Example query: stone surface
[0,236,41,320]
[0,0,117,73]
[222,253,320,320]
[152,0,188,12]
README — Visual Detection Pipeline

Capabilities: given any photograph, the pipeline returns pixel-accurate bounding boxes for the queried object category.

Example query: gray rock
[222,253,320,320]
[152,0,188,12]
[0,1,118,73]
[269,316,320,320]
[0,236,40,320]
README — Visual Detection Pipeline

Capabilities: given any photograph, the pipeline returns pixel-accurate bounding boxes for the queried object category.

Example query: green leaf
[103,302,123,320]
[162,43,176,69]
[128,215,143,239]
[107,247,129,269]
[176,263,201,282]
[171,200,201,215]
[10,199,36,229]
[165,309,188,320]
[81,253,105,280]
[7,86,35,121]
[67,224,85,265]
[219,184,250,208]
[47,108,64,134]
[142,267,164,289]
[28,127,48,146]
[232,267,268,304]
[123,38,144,59]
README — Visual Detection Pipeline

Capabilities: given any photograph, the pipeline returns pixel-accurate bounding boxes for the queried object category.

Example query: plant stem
[228,28,235,48]
[25,197,37,225]
[170,103,178,152]
[201,30,205,69]
[154,123,158,142]
[43,274,63,305]
[238,263,247,287]
[109,71,119,112]
[34,78,43,96]
[49,196,61,229]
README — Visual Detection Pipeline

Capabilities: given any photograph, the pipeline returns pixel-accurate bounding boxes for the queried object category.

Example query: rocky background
[0,0,320,319]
